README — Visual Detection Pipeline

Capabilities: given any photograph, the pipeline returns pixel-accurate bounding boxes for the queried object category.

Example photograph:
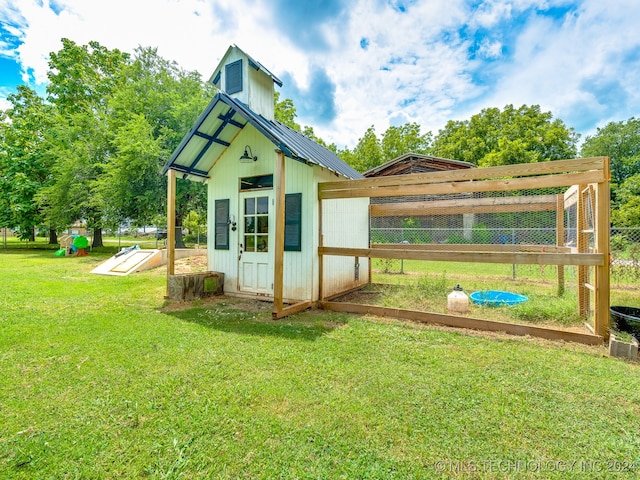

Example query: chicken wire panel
[370,187,563,246]
[610,227,640,286]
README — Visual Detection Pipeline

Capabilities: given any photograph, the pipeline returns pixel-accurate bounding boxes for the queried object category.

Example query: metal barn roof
[162,92,362,181]
[363,153,475,177]
[209,44,283,87]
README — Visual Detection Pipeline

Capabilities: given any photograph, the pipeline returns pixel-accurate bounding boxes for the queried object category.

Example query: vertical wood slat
[166,169,176,297]
[273,151,286,316]
[594,157,611,338]
[556,194,565,295]
[318,199,324,302]
[576,184,588,317]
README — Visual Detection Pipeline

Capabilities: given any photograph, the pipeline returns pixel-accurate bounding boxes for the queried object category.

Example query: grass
[0,234,199,254]
[371,259,640,328]
[1,250,640,478]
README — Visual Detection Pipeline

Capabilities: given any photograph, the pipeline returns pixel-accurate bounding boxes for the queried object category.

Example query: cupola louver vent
[225,60,242,94]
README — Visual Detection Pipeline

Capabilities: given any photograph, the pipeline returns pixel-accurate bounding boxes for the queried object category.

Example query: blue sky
[1,0,640,149]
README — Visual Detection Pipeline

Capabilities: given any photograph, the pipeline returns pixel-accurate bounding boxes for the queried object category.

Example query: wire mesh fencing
[370,226,640,287]
[610,227,640,285]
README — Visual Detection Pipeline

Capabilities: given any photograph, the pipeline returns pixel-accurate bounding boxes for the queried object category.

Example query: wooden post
[368,208,372,285]
[273,150,286,317]
[576,184,588,318]
[166,169,176,297]
[594,157,610,339]
[556,194,565,296]
[318,201,324,302]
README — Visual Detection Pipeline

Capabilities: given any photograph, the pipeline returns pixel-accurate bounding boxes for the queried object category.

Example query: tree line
[1,39,639,247]
[0,39,212,246]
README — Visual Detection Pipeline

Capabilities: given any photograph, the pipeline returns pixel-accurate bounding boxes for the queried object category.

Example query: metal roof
[162,92,362,181]
[363,153,475,177]
[209,45,283,87]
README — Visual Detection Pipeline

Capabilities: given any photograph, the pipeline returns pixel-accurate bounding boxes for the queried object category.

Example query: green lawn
[1,250,640,479]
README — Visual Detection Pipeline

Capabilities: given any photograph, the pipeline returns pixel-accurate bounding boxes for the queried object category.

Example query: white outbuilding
[162,45,369,317]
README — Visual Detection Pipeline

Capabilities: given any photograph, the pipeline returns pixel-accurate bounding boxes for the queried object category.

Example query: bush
[370,231,388,244]
[184,233,207,244]
[610,234,630,253]
[445,233,471,244]
[472,223,493,244]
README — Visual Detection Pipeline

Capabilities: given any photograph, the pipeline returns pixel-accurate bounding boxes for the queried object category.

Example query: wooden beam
[272,301,315,319]
[594,157,611,338]
[273,150,286,316]
[319,157,606,194]
[370,243,572,253]
[320,171,605,200]
[319,246,604,266]
[576,184,588,317]
[166,169,176,297]
[370,195,558,217]
[318,199,324,301]
[319,301,603,346]
[556,194,565,296]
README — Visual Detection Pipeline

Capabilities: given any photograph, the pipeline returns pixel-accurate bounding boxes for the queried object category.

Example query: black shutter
[225,60,242,94]
[284,193,302,251]
[215,199,230,250]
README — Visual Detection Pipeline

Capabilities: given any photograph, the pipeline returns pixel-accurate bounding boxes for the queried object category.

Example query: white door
[238,192,273,294]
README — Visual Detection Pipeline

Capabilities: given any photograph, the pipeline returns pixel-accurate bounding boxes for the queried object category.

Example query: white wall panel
[282,159,314,302]
[207,125,275,294]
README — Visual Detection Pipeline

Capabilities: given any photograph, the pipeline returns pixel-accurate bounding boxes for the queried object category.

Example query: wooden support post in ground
[594,157,610,339]
[273,150,286,317]
[576,184,588,317]
[166,169,176,297]
[318,199,324,302]
[556,193,565,296]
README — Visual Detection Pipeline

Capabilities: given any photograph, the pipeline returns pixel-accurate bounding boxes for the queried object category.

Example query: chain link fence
[370,226,640,286]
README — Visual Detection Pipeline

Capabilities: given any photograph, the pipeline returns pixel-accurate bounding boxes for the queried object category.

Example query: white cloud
[1,0,640,148]
[475,0,640,133]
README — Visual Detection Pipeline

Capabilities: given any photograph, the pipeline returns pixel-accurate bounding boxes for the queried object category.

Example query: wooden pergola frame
[317,157,610,345]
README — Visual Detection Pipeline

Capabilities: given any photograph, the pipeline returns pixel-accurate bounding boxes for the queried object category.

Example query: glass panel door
[243,196,269,252]
[239,192,273,294]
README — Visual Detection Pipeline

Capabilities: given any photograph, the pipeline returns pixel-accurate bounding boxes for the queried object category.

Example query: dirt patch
[173,255,208,274]
[160,294,272,314]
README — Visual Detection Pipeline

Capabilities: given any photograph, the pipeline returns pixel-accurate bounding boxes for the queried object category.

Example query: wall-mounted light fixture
[239,145,258,163]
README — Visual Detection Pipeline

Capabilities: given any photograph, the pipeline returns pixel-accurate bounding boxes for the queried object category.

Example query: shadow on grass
[166,305,347,342]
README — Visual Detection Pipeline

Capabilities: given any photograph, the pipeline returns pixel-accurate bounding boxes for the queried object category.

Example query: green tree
[347,125,383,173]
[580,118,640,226]
[183,210,207,244]
[42,39,130,247]
[381,122,432,160]
[0,86,56,241]
[274,91,300,131]
[339,122,435,173]
[47,38,130,115]
[40,110,113,246]
[611,174,640,227]
[580,118,640,186]
[101,47,212,246]
[432,104,578,166]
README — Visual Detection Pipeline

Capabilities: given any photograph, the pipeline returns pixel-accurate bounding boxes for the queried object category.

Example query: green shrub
[445,233,470,244]
[610,234,630,253]
[472,223,493,244]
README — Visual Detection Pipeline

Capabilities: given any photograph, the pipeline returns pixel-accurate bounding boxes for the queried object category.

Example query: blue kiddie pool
[470,290,528,307]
